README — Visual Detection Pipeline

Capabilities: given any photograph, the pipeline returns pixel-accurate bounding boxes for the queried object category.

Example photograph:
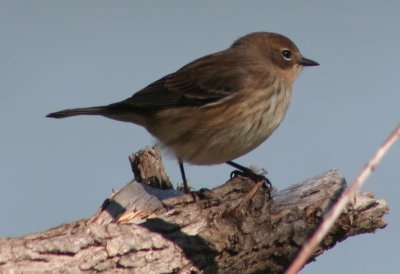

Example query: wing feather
[118,50,249,109]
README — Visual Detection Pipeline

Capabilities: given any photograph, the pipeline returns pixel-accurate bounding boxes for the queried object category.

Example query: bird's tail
[46,106,106,119]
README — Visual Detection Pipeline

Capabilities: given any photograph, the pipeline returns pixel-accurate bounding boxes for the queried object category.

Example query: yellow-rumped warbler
[47,32,319,192]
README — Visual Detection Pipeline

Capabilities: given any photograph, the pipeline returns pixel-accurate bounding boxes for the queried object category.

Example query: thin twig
[286,123,400,274]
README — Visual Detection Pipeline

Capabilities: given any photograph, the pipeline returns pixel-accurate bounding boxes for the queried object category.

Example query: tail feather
[46,106,105,119]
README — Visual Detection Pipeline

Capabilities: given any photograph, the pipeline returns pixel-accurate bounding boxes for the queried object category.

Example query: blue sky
[1,1,399,273]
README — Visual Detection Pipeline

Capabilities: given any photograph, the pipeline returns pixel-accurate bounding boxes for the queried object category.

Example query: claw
[226,161,273,200]
[230,170,242,179]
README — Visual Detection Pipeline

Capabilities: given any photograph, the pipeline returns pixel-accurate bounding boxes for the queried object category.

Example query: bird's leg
[178,160,190,193]
[226,160,272,188]
[226,160,273,203]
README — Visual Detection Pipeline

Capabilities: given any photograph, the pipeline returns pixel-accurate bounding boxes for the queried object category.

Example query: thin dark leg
[225,160,272,187]
[178,160,190,193]
[226,161,253,174]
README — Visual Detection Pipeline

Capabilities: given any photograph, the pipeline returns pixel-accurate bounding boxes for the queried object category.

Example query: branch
[287,123,399,273]
[0,147,388,273]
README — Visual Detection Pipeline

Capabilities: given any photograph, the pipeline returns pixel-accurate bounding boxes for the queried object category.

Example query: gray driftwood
[0,147,388,273]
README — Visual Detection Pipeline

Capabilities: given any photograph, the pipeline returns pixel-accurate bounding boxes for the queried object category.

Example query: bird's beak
[298,57,319,66]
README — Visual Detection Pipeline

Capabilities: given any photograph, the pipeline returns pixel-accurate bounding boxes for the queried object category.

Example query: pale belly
[149,86,292,165]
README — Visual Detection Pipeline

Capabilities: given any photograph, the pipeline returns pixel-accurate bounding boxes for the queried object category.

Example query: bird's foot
[230,169,272,188]
[177,183,191,194]
[230,168,273,201]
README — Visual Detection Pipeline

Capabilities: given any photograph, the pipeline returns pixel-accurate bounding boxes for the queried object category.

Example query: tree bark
[0,147,388,274]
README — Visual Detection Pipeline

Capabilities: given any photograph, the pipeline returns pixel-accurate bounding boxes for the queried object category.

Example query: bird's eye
[281,49,292,60]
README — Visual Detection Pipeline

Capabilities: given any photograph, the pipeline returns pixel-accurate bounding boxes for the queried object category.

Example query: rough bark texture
[0,147,388,274]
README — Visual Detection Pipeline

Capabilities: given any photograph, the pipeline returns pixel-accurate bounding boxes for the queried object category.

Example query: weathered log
[0,147,388,273]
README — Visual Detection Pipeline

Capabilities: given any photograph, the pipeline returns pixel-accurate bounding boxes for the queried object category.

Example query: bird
[47,32,319,193]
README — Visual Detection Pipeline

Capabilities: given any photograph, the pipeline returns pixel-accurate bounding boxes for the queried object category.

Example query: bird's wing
[118,52,248,109]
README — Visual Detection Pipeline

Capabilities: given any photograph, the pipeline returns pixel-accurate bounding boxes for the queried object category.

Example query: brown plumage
[47,32,319,191]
